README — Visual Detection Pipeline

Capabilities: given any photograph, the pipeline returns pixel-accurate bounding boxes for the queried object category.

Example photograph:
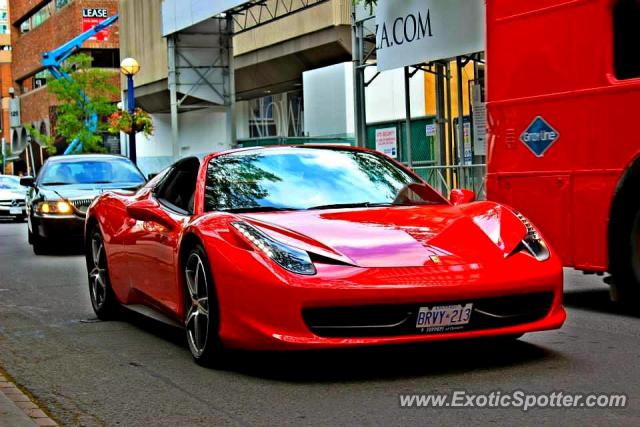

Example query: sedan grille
[0,200,26,207]
[302,292,554,338]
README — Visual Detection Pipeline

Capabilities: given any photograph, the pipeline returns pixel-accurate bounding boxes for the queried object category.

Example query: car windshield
[0,176,22,190]
[204,147,446,212]
[39,158,145,186]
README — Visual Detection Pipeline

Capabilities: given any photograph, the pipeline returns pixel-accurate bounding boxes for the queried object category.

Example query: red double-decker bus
[486,0,640,299]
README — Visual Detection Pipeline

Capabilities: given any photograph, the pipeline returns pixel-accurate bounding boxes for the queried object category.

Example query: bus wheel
[631,211,640,285]
[610,200,640,302]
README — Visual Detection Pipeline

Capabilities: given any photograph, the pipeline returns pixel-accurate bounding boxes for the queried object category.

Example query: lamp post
[120,57,140,164]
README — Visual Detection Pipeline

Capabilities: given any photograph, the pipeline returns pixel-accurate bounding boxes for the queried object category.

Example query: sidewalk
[0,373,57,426]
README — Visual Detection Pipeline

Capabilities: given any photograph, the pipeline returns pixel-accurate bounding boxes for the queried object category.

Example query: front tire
[86,227,120,320]
[183,244,224,367]
[31,233,50,255]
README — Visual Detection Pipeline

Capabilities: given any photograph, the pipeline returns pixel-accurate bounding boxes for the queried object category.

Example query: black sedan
[21,154,146,254]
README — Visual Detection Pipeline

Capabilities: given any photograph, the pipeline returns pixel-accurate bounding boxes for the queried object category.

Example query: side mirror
[126,199,176,230]
[20,176,35,187]
[449,189,476,206]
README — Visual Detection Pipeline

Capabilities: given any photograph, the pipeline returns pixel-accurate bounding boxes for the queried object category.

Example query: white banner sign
[375,0,485,71]
[162,0,245,35]
[375,128,398,158]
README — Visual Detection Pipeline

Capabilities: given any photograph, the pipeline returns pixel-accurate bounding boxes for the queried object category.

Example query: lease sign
[82,9,110,41]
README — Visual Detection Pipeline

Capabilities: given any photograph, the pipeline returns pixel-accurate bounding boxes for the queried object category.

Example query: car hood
[0,189,26,200]
[240,202,528,268]
[39,183,141,200]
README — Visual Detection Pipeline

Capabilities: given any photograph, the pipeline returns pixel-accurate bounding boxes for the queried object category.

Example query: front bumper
[208,240,566,351]
[30,213,85,240]
[0,206,26,217]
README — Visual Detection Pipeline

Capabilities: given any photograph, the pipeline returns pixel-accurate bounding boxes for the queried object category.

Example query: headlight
[232,222,316,275]
[36,200,74,215]
[512,211,550,261]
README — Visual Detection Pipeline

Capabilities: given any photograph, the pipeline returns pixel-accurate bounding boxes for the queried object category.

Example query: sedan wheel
[87,229,119,319]
[184,245,223,366]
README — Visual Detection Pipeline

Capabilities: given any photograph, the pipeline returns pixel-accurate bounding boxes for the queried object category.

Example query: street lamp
[120,57,140,165]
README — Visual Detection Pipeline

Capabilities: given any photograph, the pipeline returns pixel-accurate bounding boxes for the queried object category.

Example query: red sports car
[85,146,565,366]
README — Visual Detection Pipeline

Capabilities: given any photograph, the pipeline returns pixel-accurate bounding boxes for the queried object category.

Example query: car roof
[0,175,19,179]
[44,154,131,163]
[206,144,370,162]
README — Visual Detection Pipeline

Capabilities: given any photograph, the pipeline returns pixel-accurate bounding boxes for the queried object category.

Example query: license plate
[9,207,22,215]
[416,303,473,332]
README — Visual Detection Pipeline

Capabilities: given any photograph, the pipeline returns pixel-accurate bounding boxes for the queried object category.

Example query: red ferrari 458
[85,146,565,366]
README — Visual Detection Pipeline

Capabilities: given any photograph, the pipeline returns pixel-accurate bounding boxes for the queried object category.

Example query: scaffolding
[164,0,330,159]
[351,8,485,193]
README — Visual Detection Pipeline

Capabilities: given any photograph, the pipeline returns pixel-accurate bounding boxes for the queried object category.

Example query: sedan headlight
[36,200,74,215]
[232,222,316,275]
[512,211,550,261]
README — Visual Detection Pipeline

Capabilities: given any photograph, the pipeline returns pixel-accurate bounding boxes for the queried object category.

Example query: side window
[614,0,640,79]
[154,158,200,214]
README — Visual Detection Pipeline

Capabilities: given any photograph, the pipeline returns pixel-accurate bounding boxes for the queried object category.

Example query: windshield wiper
[220,206,300,213]
[41,182,72,186]
[307,202,403,210]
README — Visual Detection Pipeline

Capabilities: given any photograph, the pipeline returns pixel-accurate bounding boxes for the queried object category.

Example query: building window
[249,96,277,138]
[33,70,49,89]
[248,91,304,139]
[18,0,68,34]
[83,49,120,69]
[614,0,640,79]
[55,0,71,9]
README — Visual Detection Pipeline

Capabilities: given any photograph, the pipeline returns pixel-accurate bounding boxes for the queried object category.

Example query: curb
[0,373,58,426]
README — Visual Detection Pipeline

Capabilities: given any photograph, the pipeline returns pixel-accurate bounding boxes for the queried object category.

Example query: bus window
[614,0,640,79]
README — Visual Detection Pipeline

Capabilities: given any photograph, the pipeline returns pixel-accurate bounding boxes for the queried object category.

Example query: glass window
[204,147,446,212]
[39,158,146,186]
[33,70,49,89]
[85,49,120,69]
[154,158,200,214]
[0,176,22,190]
[56,0,71,10]
[614,0,640,79]
[248,91,304,138]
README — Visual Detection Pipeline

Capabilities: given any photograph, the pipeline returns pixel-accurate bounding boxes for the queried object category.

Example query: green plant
[108,107,154,137]
[26,53,119,154]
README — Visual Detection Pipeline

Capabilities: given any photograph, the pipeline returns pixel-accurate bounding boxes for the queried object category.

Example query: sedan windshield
[0,176,22,190]
[204,147,445,212]
[39,158,145,186]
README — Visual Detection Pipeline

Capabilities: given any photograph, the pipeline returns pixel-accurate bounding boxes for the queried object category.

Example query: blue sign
[519,116,559,157]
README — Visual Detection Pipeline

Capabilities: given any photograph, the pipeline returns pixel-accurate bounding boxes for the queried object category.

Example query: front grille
[0,200,26,207]
[302,292,554,338]
[70,198,95,214]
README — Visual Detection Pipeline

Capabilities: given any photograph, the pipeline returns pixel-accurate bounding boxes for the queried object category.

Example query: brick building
[0,0,12,173]
[9,0,119,174]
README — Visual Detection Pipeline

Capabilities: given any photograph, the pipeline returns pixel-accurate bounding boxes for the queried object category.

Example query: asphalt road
[1,221,640,426]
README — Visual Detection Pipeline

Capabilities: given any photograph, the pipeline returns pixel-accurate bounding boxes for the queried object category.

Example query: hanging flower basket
[108,108,154,137]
